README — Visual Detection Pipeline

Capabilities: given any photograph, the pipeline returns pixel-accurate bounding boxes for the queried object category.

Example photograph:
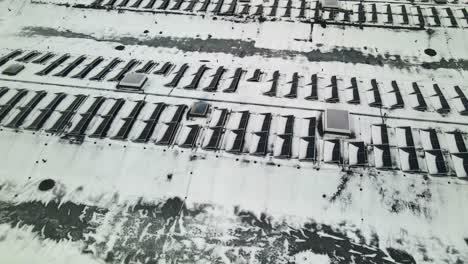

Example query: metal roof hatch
[324,108,351,135]
[117,72,147,90]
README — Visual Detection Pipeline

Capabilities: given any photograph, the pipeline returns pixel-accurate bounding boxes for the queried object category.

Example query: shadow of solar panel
[89,58,122,81]
[224,68,243,93]
[47,94,87,134]
[179,125,200,148]
[263,70,279,97]
[0,50,22,67]
[135,60,157,74]
[54,55,86,77]
[203,66,225,91]
[25,93,66,131]
[372,124,389,145]
[32,52,55,64]
[89,98,125,138]
[134,103,166,143]
[112,100,145,140]
[5,91,46,128]
[36,54,70,76]
[16,51,40,63]
[0,89,28,123]
[284,73,299,98]
[72,56,104,79]
[156,105,186,145]
[67,96,105,139]
[108,59,140,82]
[305,74,318,100]
[165,63,189,87]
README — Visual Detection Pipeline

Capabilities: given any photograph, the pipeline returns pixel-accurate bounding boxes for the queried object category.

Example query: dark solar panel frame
[36,54,71,76]
[223,68,243,93]
[165,63,189,88]
[25,93,66,131]
[16,51,41,63]
[203,66,225,91]
[228,111,250,153]
[0,89,28,123]
[179,125,201,148]
[305,74,318,100]
[46,94,87,134]
[5,91,46,129]
[54,55,87,77]
[263,70,279,97]
[89,98,125,138]
[72,56,104,79]
[135,60,158,74]
[0,50,22,67]
[67,96,105,138]
[253,113,272,155]
[134,103,166,143]
[108,59,140,82]
[89,58,122,81]
[32,52,55,64]
[154,62,173,75]
[112,100,145,140]
[284,73,299,99]
[156,105,187,145]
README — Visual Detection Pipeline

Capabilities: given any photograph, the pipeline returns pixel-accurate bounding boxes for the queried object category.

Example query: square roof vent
[2,63,25,76]
[188,101,210,117]
[324,108,350,135]
[117,73,147,90]
[321,0,340,9]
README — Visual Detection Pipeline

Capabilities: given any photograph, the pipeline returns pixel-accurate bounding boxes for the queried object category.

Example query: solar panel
[399,147,419,171]
[203,108,229,150]
[239,4,250,15]
[135,60,157,74]
[212,0,224,13]
[118,0,130,6]
[411,82,427,111]
[179,125,200,148]
[228,111,250,153]
[0,87,8,98]
[54,55,87,77]
[47,94,87,134]
[72,57,104,79]
[263,70,279,97]
[105,0,118,6]
[375,144,392,168]
[223,68,243,93]
[325,76,339,102]
[253,4,263,15]
[67,96,105,138]
[431,7,441,26]
[89,58,122,81]
[36,54,71,76]
[32,52,55,64]
[112,100,145,140]
[282,0,292,17]
[158,0,171,10]
[401,5,409,24]
[154,62,173,75]
[425,150,447,174]
[432,84,450,113]
[89,98,125,138]
[156,105,186,145]
[165,63,189,87]
[203,66,225,91]
[171,0,185,10]
[305,74,318,100]
[0,89,28,123]
[284,72,299,98]
[368,79,382,107]
[0,50,22,67]
[184,65,209,89]
[452,131,467,153]
[16,51,40,63]
[253,113,272,155]
[108,59,140,82]
[323,139,340,163]
[25,93,66,131]
[390,81,404,108]
[131,0,144,7]
[184,0,198,11]
[144,0,157,8]
[298,0,306,18]
[246,69,261,82]
[134,103,166,143]
[198,0,211,12]
[5,91,46,128]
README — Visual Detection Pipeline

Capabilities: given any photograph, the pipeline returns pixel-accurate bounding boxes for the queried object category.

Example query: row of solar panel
[317,1,468,29]
[79,0,468,28]
[2,49,468,115]
[0,87,467,176]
